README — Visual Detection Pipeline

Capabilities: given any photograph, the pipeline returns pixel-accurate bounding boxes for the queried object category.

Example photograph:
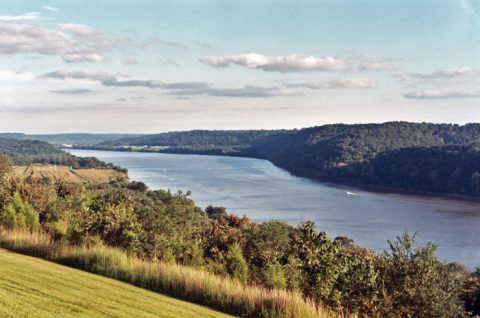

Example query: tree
[226,243,248,284]
[0,191,39,231]
[377,232,466,317]
[0,203,16,229]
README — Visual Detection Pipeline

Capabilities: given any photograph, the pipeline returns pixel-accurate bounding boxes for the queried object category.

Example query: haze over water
[69,149,480,268]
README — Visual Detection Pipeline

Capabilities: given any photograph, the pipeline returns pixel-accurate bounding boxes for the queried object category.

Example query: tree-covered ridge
[0,138,107,168]
[0,133,142,145]
[107,129,285,148]
[98,122,480,197]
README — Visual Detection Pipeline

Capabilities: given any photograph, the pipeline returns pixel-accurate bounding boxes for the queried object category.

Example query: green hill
[97,122,480,197]
[0,248,231,318]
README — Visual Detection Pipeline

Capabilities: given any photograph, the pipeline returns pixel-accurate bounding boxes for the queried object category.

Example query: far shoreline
[65,146,480,205]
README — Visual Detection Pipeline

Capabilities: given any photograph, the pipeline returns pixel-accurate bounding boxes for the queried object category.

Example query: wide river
[68,149,480,268]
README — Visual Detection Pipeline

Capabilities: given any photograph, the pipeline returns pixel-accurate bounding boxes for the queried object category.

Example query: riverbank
[70,146,480,203]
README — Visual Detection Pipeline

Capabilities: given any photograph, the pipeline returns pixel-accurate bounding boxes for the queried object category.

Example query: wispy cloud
[404,89,480,99]
[357,57,398,71]
[285,78,377,89]
[141,37,188,49]
[38,70,114,82]
[50,88,94,95]
[0,12,40,22]
[42,5,58,12]
[396,68,480,81]
[200,53,349,72]
[172,85,300,98]
[39,70,298,98]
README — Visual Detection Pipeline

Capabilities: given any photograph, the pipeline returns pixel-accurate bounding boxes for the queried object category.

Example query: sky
[1,0,480,133]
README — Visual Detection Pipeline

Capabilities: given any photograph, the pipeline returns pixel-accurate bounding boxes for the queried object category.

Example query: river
[67,149,480,268]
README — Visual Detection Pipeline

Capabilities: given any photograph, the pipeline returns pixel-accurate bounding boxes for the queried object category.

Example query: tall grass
[0,229,338,318]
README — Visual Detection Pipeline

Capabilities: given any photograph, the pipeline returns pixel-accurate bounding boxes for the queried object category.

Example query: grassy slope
[0,248,232,318]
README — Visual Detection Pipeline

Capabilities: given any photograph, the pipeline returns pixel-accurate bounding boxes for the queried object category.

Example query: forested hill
[0,138,107,168]
[98,122,480,197]
[0,133,142,145]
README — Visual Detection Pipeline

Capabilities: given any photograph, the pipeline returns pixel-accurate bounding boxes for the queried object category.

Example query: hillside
[97,122,480,197]
[0,248,231,318]
[0,138,120,170]
[0,133,142,146]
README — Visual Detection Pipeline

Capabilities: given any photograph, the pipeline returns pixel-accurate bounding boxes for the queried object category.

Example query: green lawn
[0,248,233,318]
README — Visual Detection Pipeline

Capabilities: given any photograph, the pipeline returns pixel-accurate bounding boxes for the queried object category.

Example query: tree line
[97,122,480,197]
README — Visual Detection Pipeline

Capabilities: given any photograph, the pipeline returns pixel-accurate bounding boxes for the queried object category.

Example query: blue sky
[1,0,480,133]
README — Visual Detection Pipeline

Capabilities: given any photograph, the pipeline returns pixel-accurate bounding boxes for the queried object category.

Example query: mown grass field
[0,248,232,318]
[13,165,120,184]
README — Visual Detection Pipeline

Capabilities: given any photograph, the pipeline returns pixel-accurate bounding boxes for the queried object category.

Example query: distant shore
[67,146,480,203]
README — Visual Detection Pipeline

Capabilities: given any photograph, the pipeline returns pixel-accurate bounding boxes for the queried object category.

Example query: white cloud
[285,78,377,89]
[58,23,97,35]
[0,12,40,22]
[0,22,112,63]
[63,53,104,63]
[200,53,349,72]
[404,89,480,99]
[42,5,58,12]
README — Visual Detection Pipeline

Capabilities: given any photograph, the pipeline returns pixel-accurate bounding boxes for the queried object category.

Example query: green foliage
[0,203,17,229]
[0,174,476,317]
[264,261,287,290]
[0,137,110,168]
[378,232,467,317]
[226,243,248,284]
[1,192,39,231]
